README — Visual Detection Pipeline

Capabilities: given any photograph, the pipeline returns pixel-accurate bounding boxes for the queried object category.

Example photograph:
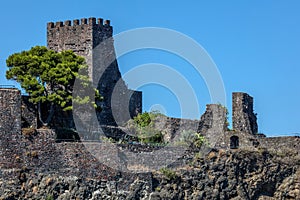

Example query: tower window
[230,136,239,149]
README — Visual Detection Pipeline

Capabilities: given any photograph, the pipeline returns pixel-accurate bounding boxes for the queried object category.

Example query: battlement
[47,17,111,29]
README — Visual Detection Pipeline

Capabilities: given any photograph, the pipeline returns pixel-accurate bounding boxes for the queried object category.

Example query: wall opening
[230,135,239,149]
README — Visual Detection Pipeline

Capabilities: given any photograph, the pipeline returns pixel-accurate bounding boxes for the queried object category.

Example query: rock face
[0,148,299,199]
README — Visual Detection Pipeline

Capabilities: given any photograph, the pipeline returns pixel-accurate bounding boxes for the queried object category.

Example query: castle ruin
[0,18,299,173]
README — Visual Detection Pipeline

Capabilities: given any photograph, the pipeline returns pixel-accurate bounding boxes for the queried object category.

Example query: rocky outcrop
[0,148,299,199]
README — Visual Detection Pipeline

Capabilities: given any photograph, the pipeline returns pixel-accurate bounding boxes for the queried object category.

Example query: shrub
[159,167,178,180]
[133,111,164,128]
[133,112,151,128]
[131,111,165,144]
[138,130,164,144]
[46,194,54,200]
[175,130,206,148]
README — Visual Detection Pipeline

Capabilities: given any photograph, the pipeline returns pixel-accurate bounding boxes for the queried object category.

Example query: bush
[159,167,178,180]
[138,129,164,144]
[133,111,164,128]
[132,111,165,144]
[175,130,206,148]
[46,194,54,200]
[133,112,152,127]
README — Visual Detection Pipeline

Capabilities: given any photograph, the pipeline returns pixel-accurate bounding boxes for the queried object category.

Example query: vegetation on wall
[129,111,165,144]
[133,111,163,128]
[5,46,101,126]
[175,129,206,148]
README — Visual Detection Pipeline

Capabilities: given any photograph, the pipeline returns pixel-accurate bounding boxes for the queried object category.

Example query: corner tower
[232,92,258,134]
[47,17,142,126]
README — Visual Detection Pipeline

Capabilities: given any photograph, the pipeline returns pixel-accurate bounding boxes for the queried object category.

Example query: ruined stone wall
[150,115,199,142]
[259,136,300,154]
[47,17,142,127]
[232,92,258,134]
[0,127,177,182]
[219,131,260,150]
[194,103,261,150]
[0,88,21,133]
[0,88,23,168]
[197,104,228,148]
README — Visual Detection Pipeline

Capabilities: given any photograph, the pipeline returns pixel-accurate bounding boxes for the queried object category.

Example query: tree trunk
[38,102,55,127]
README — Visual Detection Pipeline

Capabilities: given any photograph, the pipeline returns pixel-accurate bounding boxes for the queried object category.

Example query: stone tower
[47,17,142,126]
[232,92,258,134]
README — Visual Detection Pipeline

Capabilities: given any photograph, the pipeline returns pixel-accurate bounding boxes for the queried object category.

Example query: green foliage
[100,136,117,143]
[133,111,164,128]
[131,111,165,144]
[137,127,164,144]
[133,112,151,127]
[175,129,206,148]
[175,129,196,146]
[5,46,101,125]
[46,194,54,200]
[159,167,178,180]
[194,133,206,148]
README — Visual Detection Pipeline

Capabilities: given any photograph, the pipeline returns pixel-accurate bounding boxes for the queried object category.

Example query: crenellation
[98,18,103,25]
[64,20,71,26]
[55,21,63,27]
[73,19,79,25]
[88,17,96,25]
[81,18,87,24]
[47,18,111,29]
[104,20,110,26]
[47,22,54,29]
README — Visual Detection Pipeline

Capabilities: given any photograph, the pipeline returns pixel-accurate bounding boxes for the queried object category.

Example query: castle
[0,18,299,173]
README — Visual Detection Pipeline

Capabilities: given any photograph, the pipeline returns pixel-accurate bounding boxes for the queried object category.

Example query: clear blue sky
[1,1,300,136]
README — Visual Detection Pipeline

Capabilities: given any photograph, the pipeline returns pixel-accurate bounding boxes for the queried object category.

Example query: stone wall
[259,136,300,153]
[197,104,228,148]
[232,92,258,134]
[151,115,199,142]
[0,88,23,169]
[0,88,21,133]
[47,18,112,77]
[195,103,261,151]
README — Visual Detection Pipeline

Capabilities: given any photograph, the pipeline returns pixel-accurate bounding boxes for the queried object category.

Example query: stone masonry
[47,18,142,127]
[0,88,21,133]
[197,104,229,148]
[232,92,258,134]
[0,88,24,169]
